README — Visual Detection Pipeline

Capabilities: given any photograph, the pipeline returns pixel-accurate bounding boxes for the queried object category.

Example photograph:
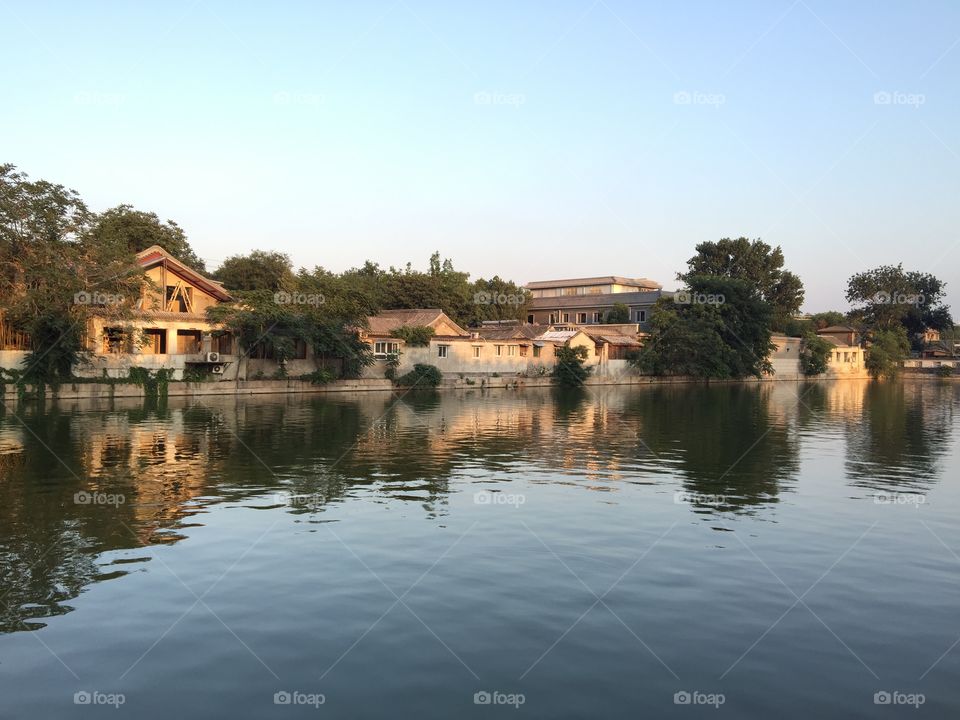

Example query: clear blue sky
[3,0,959,312]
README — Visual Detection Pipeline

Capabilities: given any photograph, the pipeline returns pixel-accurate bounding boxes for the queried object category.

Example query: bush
[935,365,954,377]
[384,352,401,381]
[553,345,592,386]
[301,368,336,385]
[395,363,442,387]
[390,325,435,347]
[182,365,212,383]
[800,333,833,376]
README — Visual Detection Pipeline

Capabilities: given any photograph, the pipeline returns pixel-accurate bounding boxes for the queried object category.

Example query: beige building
[78,246,238,379]
[523,276,664,329]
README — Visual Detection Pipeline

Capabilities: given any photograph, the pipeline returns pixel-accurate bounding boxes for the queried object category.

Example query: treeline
[0,163,529,382]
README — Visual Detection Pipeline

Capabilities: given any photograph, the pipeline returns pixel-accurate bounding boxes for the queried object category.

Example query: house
[79,245,237,379]
[362,309,470,359]
[582,327,643,362]
[816,326,865,376]
[523,276,664,329]
[817,325,860,347]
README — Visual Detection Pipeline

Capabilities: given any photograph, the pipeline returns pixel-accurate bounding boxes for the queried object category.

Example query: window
[843,352,850,363]
[562,313,570,323]
[527,314,535,324]
[293,338,308,360]
[519,345,528,357]
[533,345,541,358]
[472,346,481,358]
[636,310,646,322]
[592,312,601,323]
[165,284,193,313]
[508,345,517,356]
[563,287,578,296]
[495,345,504,356]
[143,329,166,354]
[177,330,202,354]
[374,341,400,358]
[103,327,128,354]
[576,313,587,324]
[437,345,449,358]
[549,314,557,324]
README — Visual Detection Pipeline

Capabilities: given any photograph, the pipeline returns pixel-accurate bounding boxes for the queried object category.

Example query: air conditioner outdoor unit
[206,352,220,363]
[211,364,225,375]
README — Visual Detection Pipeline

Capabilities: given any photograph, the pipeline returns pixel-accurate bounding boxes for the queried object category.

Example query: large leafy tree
[865,327,911,379]
[88,205,206,271]
[846,264,952,348]
[213,250,295,292]
[0,164,146,382]
[679,237,804,330]
[634,277,774,379]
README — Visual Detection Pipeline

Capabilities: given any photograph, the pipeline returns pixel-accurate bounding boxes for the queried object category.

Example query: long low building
[523,275,666,329]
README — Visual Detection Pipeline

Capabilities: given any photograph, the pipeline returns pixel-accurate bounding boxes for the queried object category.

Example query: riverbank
[0,368,890,404]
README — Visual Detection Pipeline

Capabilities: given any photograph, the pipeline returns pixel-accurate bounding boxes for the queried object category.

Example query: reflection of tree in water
[845,381,955,493]
[620,384,800,514]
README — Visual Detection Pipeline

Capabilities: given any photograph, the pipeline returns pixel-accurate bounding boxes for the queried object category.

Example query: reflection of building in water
[74,408,223,541]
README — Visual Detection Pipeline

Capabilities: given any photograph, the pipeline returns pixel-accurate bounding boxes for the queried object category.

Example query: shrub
[390,325,435,347]
[302,368,336,385]
[395,363,442,387]
[553,345,592,386]
[384,352,401,381]
[935,365,954,377]
[800,333,833,376]
[182,365,212,383]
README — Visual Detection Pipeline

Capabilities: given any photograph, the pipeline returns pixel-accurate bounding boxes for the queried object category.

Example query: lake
[0,380,958,718]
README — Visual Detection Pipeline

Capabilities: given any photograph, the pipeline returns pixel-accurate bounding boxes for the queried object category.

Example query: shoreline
[2,369,930,405]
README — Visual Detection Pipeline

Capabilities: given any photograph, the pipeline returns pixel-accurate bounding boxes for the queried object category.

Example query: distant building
[523,276,664,329]
[362,309,469,359]
[816,325,865,376]
[816,325,861,347]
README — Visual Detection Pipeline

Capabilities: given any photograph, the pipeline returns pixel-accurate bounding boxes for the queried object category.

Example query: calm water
[1,380,958,718]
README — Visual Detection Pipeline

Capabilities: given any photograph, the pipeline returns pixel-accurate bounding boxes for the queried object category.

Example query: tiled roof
[366,309,468,336]
[136,245,232,302]
[473,325,548,341]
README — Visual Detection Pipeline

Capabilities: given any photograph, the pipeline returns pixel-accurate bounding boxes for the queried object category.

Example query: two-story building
[78,245,238,379]
[523,276,664,329]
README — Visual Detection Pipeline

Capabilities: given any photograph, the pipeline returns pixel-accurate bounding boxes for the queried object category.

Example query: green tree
[390,326,434,346]
[88,205,206,272]
[865,327,910,379]
[605,303,630,324]
[799,333,833,375]
[0,165,147,383]
[679,237,804,330]
[553,345,591,386]
[846,265,952,349]
[214,250,295,292]
[633,277,774,379]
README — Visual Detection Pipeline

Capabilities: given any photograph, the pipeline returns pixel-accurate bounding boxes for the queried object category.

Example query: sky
[2,0,959,312]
